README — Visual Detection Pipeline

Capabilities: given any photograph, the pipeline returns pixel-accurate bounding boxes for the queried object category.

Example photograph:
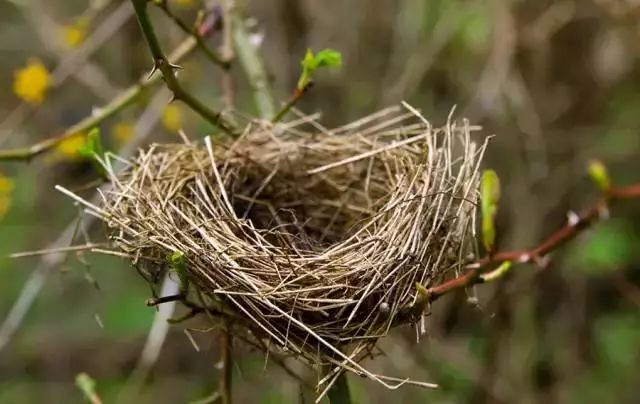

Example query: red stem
[426,182,640,302]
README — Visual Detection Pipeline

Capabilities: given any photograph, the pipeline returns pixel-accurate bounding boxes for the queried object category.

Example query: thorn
[149,58,182,80]
[168,61,183,71]
[146,63,159,80]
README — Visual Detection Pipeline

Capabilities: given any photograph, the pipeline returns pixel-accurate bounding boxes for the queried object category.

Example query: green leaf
[313,49,342,68]
[77,127,103,159]
[77,127,106,177]
[297,48,342,90]
[168,250,189,293]
[480,260,512,283]
[595,312,640,370]
[300,48,316,70]
[573,221,635,275]
[415,282,430,299]
[480,169,500,252]
[457,10,490,53]
[588,159,611,192]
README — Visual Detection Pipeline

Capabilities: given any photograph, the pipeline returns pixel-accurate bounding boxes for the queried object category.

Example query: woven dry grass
[66,104,486,390]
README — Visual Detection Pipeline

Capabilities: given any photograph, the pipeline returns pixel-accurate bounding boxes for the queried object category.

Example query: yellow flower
[55,133,87,160]
[62,19,88,48]
[13,58,51,105]
[162,104,183,133]
[0,172,14,221]
[112,121,134,144]
[173,0,195,6]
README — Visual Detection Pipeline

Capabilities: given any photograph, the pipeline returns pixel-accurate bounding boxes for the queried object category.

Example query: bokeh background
[1,0,639,403]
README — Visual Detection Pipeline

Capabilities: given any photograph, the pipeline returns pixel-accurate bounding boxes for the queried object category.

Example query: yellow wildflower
[111,121,134,144]
[62,19,88,48]
[162,104,183,133]
[55,133,87,160]
[0,172,14,221]
[173,0,195,6]
[13,58,51,105]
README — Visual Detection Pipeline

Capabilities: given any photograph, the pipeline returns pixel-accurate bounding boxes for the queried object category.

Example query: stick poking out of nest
[64,104,486,392]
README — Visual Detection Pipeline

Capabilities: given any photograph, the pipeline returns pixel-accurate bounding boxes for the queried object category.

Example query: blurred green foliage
[0,0,639,403]
[570,221,637,275]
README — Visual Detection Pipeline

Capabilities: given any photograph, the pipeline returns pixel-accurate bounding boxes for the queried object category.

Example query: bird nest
[75,105,485,390]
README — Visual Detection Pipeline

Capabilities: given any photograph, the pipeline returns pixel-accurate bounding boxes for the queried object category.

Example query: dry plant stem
[272,82,313,123]
[131,0,236,135]
[155,1,230,69]
[231,9,275,119]
[424,182,640,303]
[220,0,236,108]
[0,14,218,162]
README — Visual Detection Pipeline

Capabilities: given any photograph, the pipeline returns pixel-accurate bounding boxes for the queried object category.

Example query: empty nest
[78,104,486,389]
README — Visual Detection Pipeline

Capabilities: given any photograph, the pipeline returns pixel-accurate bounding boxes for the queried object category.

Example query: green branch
[272,82,312,123]
[272,48,341,123]
[131,0,236,135]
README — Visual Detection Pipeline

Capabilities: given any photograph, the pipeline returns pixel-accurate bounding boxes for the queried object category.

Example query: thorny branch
[131,0,236,135]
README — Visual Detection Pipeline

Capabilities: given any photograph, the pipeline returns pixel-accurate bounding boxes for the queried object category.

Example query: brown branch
[414,181,640,307]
